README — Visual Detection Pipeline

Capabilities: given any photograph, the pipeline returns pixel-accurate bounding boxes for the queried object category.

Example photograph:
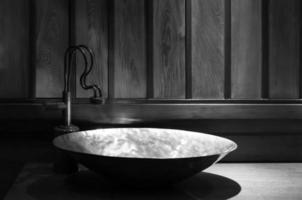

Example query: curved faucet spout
[64,45,103,99]
[62,45,104,128]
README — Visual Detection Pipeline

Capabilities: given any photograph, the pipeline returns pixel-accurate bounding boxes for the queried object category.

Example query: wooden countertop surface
[5,163,302,200]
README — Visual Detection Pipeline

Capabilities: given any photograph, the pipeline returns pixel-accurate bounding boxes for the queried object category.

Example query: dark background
[0,0,302,162]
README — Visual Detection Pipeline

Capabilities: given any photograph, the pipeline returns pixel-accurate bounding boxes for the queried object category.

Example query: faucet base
[53,124,80,174]
[54,124,80,135]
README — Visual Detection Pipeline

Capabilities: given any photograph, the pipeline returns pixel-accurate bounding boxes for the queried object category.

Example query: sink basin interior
[54,128,237,159]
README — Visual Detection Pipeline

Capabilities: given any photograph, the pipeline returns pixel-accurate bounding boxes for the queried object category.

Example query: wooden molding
[1,99,302,123]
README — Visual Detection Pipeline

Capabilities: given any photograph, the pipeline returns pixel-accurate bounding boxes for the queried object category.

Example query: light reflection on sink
[53,128,237,186]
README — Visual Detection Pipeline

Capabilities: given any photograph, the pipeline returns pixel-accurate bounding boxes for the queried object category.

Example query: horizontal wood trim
[225,135,302,162]
[72,103,302,124]
[3,98,302,104]
[2,101,302,123]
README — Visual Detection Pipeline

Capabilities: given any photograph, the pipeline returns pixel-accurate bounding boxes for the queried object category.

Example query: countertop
[4,163,302,200]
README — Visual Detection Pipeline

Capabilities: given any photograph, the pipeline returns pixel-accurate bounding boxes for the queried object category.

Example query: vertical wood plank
[224,0,231,99]
[261,0,269,99]
[191,0,225,99]
[269,0,300,99]
[114,0,146,98]
[108,0,114,99]
[231,0,262,99]
[146,0,154,99]
[185,0,193,99]
[0,0,29,98]
[153,0,186,99]
[74,0,108,98]
[34,0,69,97]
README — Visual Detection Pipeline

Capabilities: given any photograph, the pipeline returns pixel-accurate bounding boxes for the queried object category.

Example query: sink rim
[53,127,237,160]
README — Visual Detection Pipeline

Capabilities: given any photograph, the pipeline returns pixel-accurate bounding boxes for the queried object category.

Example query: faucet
[53,45,104,174]
[55,45,104,134]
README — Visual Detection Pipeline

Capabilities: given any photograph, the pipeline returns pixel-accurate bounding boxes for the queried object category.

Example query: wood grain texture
[74,0,108,98]
[7,101,302,123]
[191,0,225,99]
[185,0,192,99]
[269,0,300,99]
[34,0,69,97]
[0,0,29,98]
[231,0,262,99]
[113,0,146,98]
[70,103,302,124]
[153,0,186,99]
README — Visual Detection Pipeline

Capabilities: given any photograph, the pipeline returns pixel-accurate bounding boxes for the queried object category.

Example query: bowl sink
[53,128,237,186]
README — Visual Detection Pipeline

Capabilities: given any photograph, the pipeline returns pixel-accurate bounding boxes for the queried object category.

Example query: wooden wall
[0,0,30,98]
[0,0,302,162]
[0,0,301,100]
